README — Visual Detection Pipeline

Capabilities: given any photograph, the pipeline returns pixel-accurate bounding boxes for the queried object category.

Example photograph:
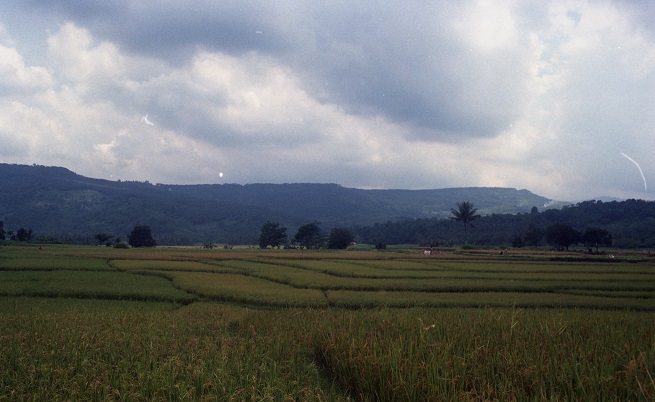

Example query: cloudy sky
[1,1,654,201]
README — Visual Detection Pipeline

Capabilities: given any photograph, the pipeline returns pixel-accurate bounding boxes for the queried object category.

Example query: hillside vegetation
[4,163,655,248]
[354,199,655,248]
[0,163,553,245]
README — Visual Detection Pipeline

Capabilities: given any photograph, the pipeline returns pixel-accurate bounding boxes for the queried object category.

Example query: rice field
[0,243,654,400]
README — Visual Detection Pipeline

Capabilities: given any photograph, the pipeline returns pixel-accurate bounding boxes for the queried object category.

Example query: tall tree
[128,225,157,248]
[327,228,354,249]
[0,221,5,240]
[94,233,113,245]
[450,201,481,240]
[293,223,323,249]
[259,221,288,249]
[15,228,33,241]
[582,227,612,252]
[545,223,580,251]
[524,223,544,247]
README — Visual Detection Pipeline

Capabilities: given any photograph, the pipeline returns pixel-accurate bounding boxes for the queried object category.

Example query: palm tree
[450,201,481,241]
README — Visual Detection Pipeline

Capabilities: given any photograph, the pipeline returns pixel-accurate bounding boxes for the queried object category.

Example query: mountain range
[0,163,562,245]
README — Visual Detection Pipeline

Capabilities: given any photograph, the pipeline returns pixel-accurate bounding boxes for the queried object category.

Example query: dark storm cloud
[23,1,288,58]
[23,0,123,20]
[275,2,527,138]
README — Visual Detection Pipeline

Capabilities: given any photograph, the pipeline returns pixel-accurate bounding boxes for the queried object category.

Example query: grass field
[0,243,654,400]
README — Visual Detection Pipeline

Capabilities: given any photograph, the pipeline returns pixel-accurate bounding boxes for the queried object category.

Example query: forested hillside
[4,164,654,248]
[1,163,554,245]
[167,183,555,226]
[0,164,294,244]
[354,199,655,248]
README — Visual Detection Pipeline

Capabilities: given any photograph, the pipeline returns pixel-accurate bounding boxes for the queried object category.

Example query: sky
[1,1,654,202]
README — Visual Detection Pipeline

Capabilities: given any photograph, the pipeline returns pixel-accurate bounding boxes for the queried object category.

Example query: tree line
[258,222,354,249]
[4,198,654,250]
[88,222,354,250]
[252,201,618,252]
[93,226,157,248]
[354,199,655,249]
[0,221,33,242]
[0,221,158,250]
[447,202,613,252]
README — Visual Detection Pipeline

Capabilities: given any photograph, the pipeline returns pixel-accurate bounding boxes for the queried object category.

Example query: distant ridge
[0,163,556,244]
[166,182,556,225]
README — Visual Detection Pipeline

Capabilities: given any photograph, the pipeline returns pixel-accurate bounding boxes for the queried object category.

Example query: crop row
[1,246,654,309]
[112,259,655,309]
[0,270,197,304]
[7,259,653,309]
[118,268,655,310]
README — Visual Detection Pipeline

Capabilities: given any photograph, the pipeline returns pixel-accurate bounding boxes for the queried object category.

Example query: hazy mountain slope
[167,183,553,226]
[0,163,555,244]
[0,164,297,244]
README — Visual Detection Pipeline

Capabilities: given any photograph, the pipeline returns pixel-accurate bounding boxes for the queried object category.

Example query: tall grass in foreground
[1,299,654,401]
[314,308,655,401]
[0,300,347,401]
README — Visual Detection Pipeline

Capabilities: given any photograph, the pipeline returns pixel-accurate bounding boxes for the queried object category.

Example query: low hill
[167,183,555,226]
[0,163,556,244]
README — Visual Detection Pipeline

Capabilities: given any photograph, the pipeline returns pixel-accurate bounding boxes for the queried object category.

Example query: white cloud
[189,51,335,146]
[452,0,519,52]
[0,45,54,92]
[47,23,125,85]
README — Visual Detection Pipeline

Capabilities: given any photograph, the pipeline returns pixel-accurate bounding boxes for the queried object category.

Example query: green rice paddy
[0,244,653,400]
